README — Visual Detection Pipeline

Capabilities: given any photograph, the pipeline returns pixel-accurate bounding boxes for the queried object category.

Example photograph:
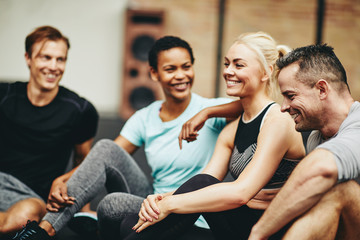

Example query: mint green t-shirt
[120,93,230,228]
[121,93,230,194]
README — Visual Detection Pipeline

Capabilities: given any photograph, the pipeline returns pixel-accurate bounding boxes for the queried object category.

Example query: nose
[175,69,185,79]
[281,99,290,113]
[48,59,58,70]
[223,66,234,77]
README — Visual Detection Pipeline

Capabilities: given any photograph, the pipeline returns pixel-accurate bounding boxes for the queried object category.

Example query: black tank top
[229,102,299,189]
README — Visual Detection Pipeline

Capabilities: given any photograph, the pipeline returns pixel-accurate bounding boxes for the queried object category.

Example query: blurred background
[0,1,357,237]
[0,0,359,121]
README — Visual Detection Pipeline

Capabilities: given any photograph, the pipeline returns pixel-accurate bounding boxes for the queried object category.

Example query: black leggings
[120,174,287,240]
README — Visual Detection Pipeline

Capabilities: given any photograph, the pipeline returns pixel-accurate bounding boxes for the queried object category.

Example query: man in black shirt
[0,26,98,238]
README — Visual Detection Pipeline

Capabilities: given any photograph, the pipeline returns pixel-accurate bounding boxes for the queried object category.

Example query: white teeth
[176,83,187,87]
[226,80,240,85]
[291,113,298,120]
[173,83,188,89]
[47,74,56,78]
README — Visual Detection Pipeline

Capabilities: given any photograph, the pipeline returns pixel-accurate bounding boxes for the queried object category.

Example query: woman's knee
[98,193,137,220]
[93,138,113,149]
[95,139,127,153]
[175,174,220,195]
[98,193,141,240]
[97,193,118,220]
[94,139,131,165]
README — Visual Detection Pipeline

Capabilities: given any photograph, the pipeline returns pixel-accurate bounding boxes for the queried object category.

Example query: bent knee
[94,139,113,148]
[97,193,115,219]
[174,174,220,195]
[15,198,46,220]
[328,180,360,199]
[97,193,129,219]
[0,198,46,234]
[317,180,360,211]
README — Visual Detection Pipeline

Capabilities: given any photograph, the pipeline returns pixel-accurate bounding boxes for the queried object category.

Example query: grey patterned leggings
[42,139,153,239]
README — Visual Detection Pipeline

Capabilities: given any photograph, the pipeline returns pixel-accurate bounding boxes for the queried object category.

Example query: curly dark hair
[148,36,194,70]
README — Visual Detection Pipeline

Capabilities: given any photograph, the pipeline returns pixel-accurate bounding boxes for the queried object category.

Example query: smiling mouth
[47,74,56,78]
[172,82,190,90]
[290,113,301,123]
[226,80,241,86]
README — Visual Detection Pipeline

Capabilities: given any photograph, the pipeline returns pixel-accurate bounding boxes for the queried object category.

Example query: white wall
[0,0,129,114]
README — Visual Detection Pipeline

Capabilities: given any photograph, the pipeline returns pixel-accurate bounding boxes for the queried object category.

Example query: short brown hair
[276,44,349,92]
[25,26,70,57]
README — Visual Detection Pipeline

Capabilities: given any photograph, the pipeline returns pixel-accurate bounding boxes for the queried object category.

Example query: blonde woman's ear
[269,64,274,74]
[261,65,273,82]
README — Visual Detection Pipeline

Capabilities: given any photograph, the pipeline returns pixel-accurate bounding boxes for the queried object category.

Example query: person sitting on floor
[0,26,98,239]
[11,35,240,240]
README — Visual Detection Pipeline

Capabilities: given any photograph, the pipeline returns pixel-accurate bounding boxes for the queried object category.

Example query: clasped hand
[132,194,170,233]
[47,178,75,212]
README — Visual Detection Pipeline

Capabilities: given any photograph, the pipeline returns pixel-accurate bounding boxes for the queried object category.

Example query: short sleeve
[120,109,147,147]
[317,130,360,181]
[316,106,360,181]
[73,100,99,144]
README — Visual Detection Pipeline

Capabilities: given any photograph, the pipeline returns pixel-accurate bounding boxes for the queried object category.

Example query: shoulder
[263,104,293,125]
[260,103,297,139]
[0,81,26,92]
[57,86,97,113]
[218,117,239,143]
[0,81,26,102]
[135,100,162,115]
[333,101,360,135]
[0,82,10,98]
[307,130,322,153]
[128,100,162,122]
[345,101,360,122]
[259,103,305,158]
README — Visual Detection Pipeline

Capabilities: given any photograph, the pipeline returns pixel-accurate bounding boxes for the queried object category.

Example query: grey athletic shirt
[307,101,360,182]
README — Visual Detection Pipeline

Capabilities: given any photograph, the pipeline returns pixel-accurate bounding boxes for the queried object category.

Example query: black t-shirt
[0,82,99,200]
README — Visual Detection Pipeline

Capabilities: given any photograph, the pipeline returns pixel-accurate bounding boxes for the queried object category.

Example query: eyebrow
[224,57,247,62]
[233,58,246,62]
[281,90,295,96]
[163,61,191,67]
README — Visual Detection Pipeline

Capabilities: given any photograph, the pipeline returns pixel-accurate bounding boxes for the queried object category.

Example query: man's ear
[315,79,329,100]
[25,53,31,68]
[149,67,159,82]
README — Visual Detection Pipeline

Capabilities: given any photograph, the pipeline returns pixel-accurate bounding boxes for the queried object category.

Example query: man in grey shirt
[249,44,360,239]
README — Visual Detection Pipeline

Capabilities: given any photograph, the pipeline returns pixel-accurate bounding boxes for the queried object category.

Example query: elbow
[231,190,251,207]
[232,196,250,208]
[311,152,338,180]
[236,197,249,207]
[302,149,339,182]
[227,182,252,207]
[315,162,338,181]
[300,156,338,189]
